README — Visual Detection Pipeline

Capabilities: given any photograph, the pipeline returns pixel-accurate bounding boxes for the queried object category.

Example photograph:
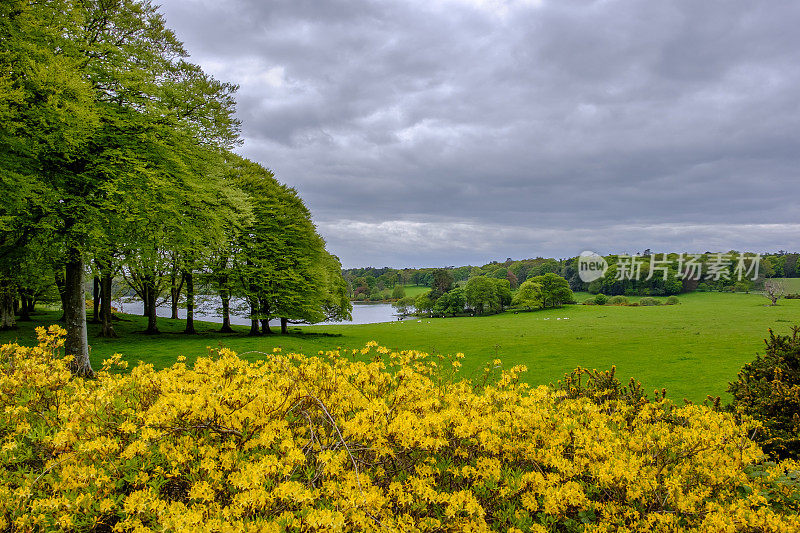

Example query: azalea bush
[1,326,799,532]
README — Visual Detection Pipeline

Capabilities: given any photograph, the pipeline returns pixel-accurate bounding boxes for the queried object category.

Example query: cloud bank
[159,0,800,267]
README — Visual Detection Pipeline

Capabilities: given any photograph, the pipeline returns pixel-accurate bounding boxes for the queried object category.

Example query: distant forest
[344,251,799,301]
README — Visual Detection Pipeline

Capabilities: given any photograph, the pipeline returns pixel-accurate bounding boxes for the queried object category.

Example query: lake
[113,297,406,327]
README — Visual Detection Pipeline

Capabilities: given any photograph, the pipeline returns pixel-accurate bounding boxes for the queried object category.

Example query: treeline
[0,0,350,376]
[394,271,575,318]
[346,250,798,301]
[575,251,797,296]
[343,257,566,301]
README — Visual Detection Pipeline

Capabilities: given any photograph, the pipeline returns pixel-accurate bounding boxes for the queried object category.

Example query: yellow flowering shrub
[1,326,799,532]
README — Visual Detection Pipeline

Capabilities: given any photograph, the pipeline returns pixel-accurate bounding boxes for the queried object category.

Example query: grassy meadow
[2,291,798,403]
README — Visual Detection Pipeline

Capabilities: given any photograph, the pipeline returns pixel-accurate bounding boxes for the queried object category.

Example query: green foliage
[593,293,608,305]
[433,287,466,316]
[554,365,657,411]
[1,0,246,364]
[429,269,455,300]
[638,297,660,306]
[391,285,406,299]
[392,296,416,315]
[225,155,350,327]
[465,277,510,315]
[728,327,800,460]
[415,291,435,316]
[665,296,680,305]
[512,280,543,310]
[607,295,629,305]
[465,276,495,314]
[527,273,574,308]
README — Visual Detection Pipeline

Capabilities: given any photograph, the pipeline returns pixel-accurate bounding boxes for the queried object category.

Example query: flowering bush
[1,326,799,531]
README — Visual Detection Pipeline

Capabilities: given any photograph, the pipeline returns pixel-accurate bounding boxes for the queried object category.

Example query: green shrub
[665,296,680,305]
[638,297,660,306]
[607,295,629,306]
[628,302,640,307]
[582,299,597,305]
[391,285,406,299]
[594,293,608,305]
[728,326,800,460]
[554,365,655,411]
[734,281,753,293]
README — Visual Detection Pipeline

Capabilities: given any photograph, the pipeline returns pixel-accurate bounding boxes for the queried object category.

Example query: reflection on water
[114,298,406,327]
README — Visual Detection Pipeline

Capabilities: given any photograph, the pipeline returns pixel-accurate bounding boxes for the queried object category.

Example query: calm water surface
[114,298,405,327]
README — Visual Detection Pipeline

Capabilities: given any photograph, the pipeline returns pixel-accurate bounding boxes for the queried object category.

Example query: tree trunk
[260,299,272,334]
[220,288,233,333]
[142,282,151,318]
[18,293,31,321]
[144,274,159,334]
[184,270,195,334]
[170,271,184,320]
[280,317,288,334]
[98,266,117,338]
[54,268,67,321]
[248,298,260,336]
[0,287,16,330]
[91,275,100,323]
[261,318,272,335]
[64,254,93,377]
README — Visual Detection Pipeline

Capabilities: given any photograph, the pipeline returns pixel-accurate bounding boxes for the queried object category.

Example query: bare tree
[763,279,785,306]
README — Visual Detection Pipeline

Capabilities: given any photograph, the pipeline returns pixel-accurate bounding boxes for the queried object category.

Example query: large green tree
[512,279,543,310]
[229,156,349,334]
[527,273,574,309]
[2,0,240,374]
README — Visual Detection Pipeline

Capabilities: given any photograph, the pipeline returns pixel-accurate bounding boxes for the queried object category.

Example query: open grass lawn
[779,277,800,292]
[399,284,430,298]
[3,292,798,403]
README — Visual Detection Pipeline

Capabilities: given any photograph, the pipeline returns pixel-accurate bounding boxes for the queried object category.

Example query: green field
[398,284,430,298]
[2,292,798,402]
[778,277,800,292]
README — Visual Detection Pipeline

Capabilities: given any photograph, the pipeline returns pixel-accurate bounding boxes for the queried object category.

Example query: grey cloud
[159,0,800,267]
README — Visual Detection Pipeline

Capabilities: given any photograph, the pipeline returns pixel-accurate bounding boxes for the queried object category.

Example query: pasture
[2,291,798,402]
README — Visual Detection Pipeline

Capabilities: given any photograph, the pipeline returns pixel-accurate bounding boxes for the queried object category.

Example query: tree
[429,269,454,300]
[433,287,466,317]
[392,296,415,316]
[491,278,512,311]
[229,156,348,332]
[528,273,574,309]
[414,292,434,316]
[1,0,240,374]
[0,0,96,367]
[506,269,519,289]
[465,276,497,315]
[316,251,352,323]
[512,280,543,310]
[391,285,406,300]
[728,327,800,459]
[763,279,785,306]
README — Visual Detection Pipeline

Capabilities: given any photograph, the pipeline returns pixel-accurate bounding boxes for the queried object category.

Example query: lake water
[114,297,405,327]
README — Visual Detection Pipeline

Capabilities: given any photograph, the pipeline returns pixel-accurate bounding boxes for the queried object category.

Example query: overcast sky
[159,0,800,268]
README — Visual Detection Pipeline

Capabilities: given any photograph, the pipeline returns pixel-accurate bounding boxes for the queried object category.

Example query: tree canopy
[1,0,350,374]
